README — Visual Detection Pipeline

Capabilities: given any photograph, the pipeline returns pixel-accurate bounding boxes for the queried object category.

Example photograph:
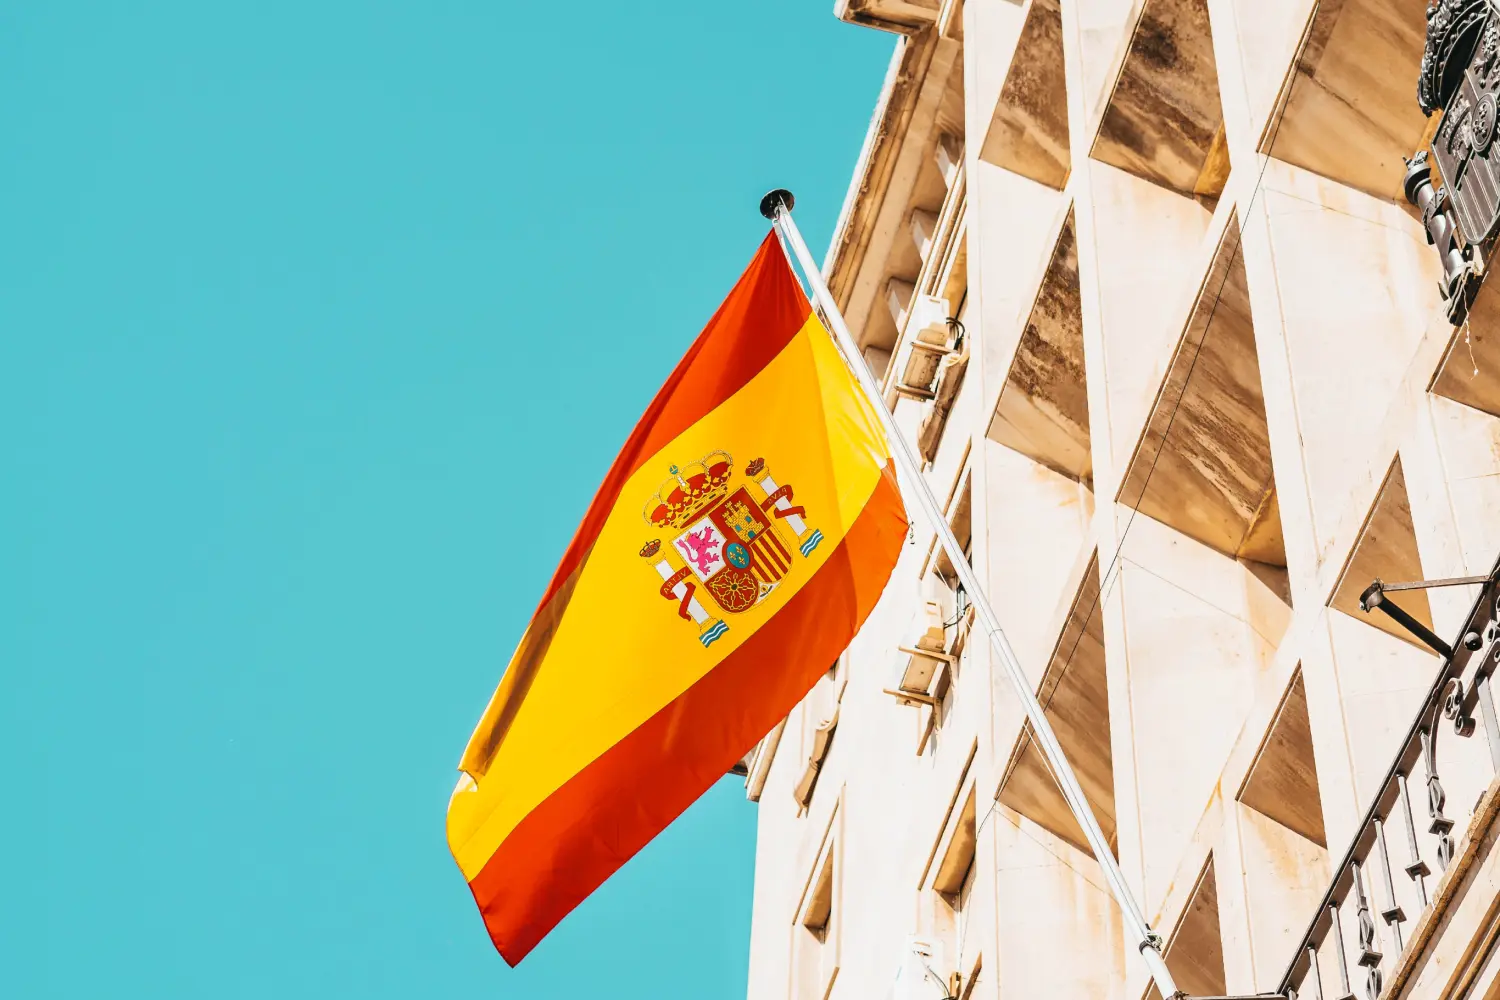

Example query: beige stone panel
[1087,160,1214,475]
[1397,418,1495,665]
[1118,555,1270,909]
[1431,396,1500,581]
[1074,0,1144,124]
[1234,804,1331,989]
[1302,310,1469,614]
[982,441,1094,674]
[1150,855,1229,1000]
[1090,0,1227,198]
[1114,215,1288,577]
[1099,552,1153,994]
[1292,616,1365,854]
[1431,286,1500,420]
[1244,556,1295,650]
[978,0,1070,191]
[964,0,1030,133]
[997,556,1116,856]
[826,794,887,1000]
[1120,508,1290,651]
[969,161,1071,396]
[991,808,1127,1000]
[1220,0,1315,143]
[1215,795,1259,996]
[1325,611,1437,807]
[1258,0,1429,203]
[1239,671,1327,847]
[987,212,1092,483]
[1328,457,1440,647]
[747,695,815,1000]
[1257,160,1441,561]
[965,816,999,1000]
[1233,167,1322,602]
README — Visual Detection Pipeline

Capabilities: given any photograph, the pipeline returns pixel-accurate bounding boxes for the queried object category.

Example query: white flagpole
[762,190,1181,1000]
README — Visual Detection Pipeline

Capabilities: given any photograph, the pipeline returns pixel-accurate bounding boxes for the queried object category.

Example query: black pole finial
[760,189,795,220]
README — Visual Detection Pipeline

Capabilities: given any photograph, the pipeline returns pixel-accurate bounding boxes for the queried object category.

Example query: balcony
[1278,558,1500,1000]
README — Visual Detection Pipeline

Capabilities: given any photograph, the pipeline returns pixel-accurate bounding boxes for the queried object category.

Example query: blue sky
[0,5,891,998]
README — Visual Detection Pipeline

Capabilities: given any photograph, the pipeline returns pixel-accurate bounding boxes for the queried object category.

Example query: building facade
[740,4,1500,1000]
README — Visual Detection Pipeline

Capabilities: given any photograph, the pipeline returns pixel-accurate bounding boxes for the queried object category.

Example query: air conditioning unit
[896,296,953,402]
[891,937,951,1000]
[884,602,953,707]
[916,335,970,462]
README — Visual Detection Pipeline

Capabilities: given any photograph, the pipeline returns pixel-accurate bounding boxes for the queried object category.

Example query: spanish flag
[446,231,907,963]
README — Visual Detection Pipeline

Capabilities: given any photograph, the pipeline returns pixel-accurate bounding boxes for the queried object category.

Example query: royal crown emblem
[638,452,824,648]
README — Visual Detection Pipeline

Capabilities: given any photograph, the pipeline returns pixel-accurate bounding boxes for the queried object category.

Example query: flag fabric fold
[446,230,908,964]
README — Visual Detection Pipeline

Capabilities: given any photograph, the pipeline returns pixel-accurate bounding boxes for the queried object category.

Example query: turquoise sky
[1,5,891,997]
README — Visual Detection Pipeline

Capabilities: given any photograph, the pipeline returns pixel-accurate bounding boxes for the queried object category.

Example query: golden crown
[643,450,733,530]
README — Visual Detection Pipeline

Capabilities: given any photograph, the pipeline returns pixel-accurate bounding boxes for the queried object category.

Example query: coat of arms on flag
[639,452,825,647]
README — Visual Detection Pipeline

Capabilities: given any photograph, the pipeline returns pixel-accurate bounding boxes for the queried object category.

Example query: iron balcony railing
[1278,558,1500,1000]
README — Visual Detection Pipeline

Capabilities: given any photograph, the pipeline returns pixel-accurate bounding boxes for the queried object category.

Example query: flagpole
[762,189,1181,1000]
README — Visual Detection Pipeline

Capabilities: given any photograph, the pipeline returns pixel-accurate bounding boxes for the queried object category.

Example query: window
[933,786,977,912]
[792,660,846,811]
[923,753,979,990]
[925,468,974,755]
[793,807,842,1000]
[926,463,974,667]
[931,472,972,594]
[802,851,834,942]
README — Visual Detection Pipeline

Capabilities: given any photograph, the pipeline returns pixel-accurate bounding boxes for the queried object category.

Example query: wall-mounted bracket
[1359,579,1468,659]
[1366,574,1489,593]
[897,644,957,666]
[883,688,940,708]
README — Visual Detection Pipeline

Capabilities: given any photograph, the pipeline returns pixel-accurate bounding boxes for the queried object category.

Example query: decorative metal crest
[1421,1,1494,115]
[1426,2,1500,246]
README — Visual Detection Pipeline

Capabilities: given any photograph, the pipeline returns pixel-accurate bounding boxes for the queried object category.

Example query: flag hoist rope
[763,190,1181,1000]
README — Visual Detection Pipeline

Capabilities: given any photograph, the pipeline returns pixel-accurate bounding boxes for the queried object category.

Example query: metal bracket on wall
[1359,576,1489,659]
[882,687,940,707]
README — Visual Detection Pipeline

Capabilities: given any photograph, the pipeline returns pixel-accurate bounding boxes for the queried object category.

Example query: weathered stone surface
[979,0,1070,190]
[1238,671,1327,847]
[998,556,1114,857]
[1117,218,1284,565]
[1091,0,1225,196]
[1266,0,1429,202]
[988,211,1091,483]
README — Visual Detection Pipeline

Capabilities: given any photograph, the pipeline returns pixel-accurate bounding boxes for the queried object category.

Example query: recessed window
[793,809,842,1000]
[924,752,980,983]
[933,786,978,901]
[801,850,834,943]
[792,663,845,811]
[932,473,973,592]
